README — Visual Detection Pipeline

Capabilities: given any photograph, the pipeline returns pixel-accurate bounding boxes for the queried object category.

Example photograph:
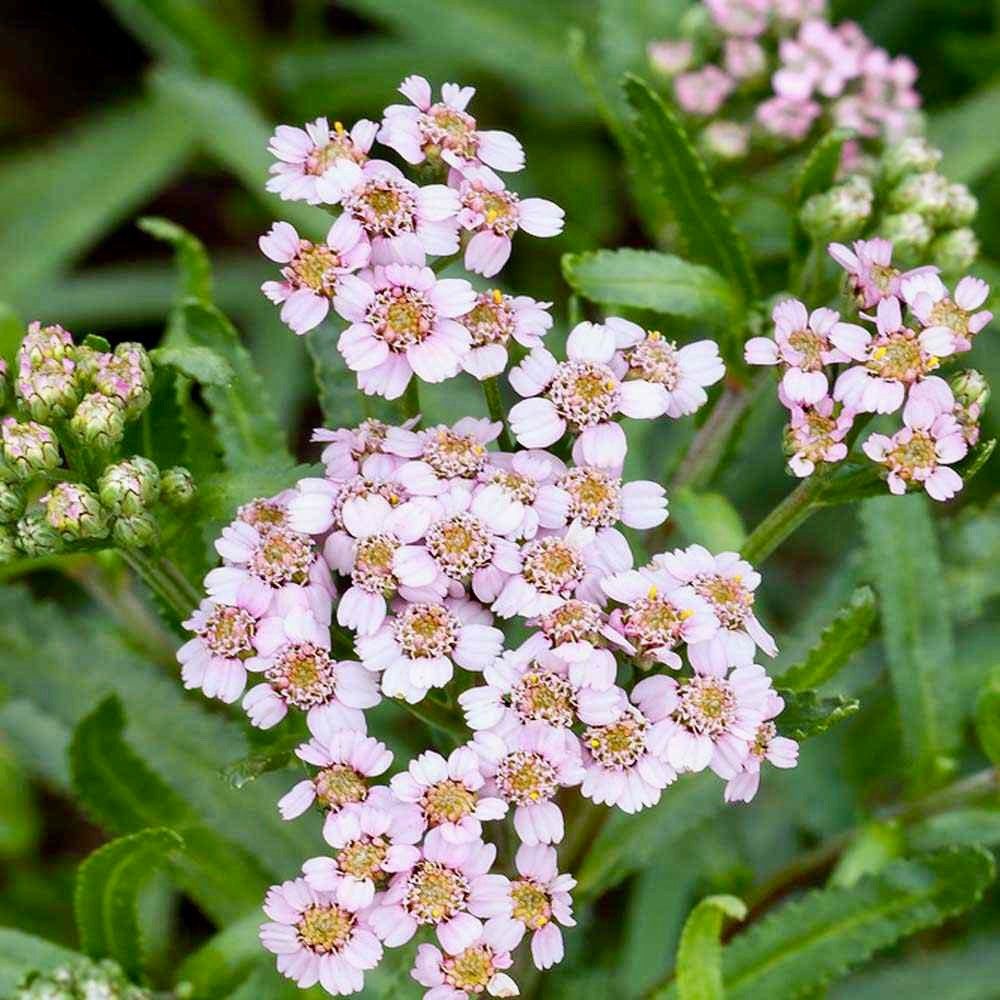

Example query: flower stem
[400,378,421,421]
[482,376,515,452]
[400,695,468,743]
[119,548,198,624]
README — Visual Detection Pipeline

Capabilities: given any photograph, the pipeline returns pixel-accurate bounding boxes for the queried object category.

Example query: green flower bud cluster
[950,369,989,448]
[15,958,155,1000]
[800,175,874,241]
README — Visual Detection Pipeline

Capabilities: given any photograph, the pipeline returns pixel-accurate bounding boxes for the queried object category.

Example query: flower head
[178,599,257,704]
[411,922,520,999]
[782,396,854,477]
[458,289,553,380]
[902,272,992,352]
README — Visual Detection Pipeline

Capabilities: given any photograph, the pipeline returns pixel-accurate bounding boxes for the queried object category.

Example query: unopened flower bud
[951,369,989,411]
[679,3,713,41]
[112,511,159,550]
[92,343,152,419]
[14,957,153,1000]
[0,417,61,481]
[0,525,16,564]
[800,177,873,240]
[946,183,978,227]
[19,321,75,366]
[15,359,80,422]
[879,211,933,263]
[69,393,126,451]
[647,39,693,77]
[73,344,104,384]
[889,171,951,224]
[931,227,979,274]
[701,120,750,161]
[160,466,196,507]
[15,509,63,557]
[880,137,942,185]
[0,482,25,524]
[41,482,109,542]
[99,456,160,515]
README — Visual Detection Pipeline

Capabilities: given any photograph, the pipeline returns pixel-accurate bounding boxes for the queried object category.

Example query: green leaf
[670,487,747,552]
[776,690,860,741]
[0,301,23,365]
[0,929,78,996]
[776,587,877,692]
[861,494,960,793]
[561,249,743,327]
[974,668,1000,766]
[909,808,1000,852]
[795,130,852,205]
[958,437,995,485]
[656,848,996,999]
[828,821,904,889]
[139,215,213,303]
[623,74,758,305]
[305,326,365,428]
[150,344,234,386]
[74,828,183,982]
[928,81,1000,184]
[175,911,262,1000]
[70,695,270,924]
[221,715,307,790]
[676,895,747,1000]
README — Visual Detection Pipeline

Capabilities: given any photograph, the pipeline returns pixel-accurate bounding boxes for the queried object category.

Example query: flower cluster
[746,238,992,500]
[649,0,919,161]
[14,958,153,1000]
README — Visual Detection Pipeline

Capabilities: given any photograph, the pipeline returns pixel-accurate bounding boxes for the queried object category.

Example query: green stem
[400,378,421,421]
[119,549,197,623]
[482,377,515,452]
[400,695,467,743]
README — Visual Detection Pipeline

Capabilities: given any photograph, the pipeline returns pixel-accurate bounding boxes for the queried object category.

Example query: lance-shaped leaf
[150,344,234,386]
[139,216,213,304]
[0,929,79,996]
[975,668,1000,766]
[74,828,184,982]
[861,494,960,793]
[794,129,852,205]
[655,847,995,999]
[623,74,757,305]
[776,587,877,692]
[776,690,860,741]
[676,895,747,1000]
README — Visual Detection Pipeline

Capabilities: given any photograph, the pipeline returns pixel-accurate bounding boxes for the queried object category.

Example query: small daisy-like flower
[312,417,422,481]
[508,323,662,466]
[455,166,564,278]
[407,418,502,490]
[705,0,771,37]
[655,545,777,670]
[411,923,521,999]
[474,721,584,845]
[334,264,475,400]
[302,799,423,909]
[832,296,956,414]
[178,599,257,704]
[863,389,968,501]
[260,875,383,995]
[782,395,854,477]
[457,289,553,380]
[744,300,850,404]
[278,715,393,824]
[318,160,460,265]
[259,217,370,335]
[602,568,719,669]
[491,845,576,971]
[902,273,992,352]
[675,65,734,116]
[379,75,525,175]
[475,449,569,541]
[607,318,724,419]
[370,830,509,954]
[756,95,821,141]
[266,117,377,205]
[235,494,294,534]
[528,598,632,683]
[714,692,799,803]
[828,238,936,310]
[357,597,504,703]
[579,686,677,813]
[553,463,668,533]
[391,746,507,844]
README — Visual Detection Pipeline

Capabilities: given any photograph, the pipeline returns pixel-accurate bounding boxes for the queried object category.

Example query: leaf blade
[676,895,747,1000]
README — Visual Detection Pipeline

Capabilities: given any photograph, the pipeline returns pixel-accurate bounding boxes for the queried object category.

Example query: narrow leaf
[861,494,960,793]
[776,690,860,740]
[928,80,1000,184]
[151,344,234,386]
[670,488,747,552]
[974,669,1000,766]
[561,249,742,327]
[795,130,851,205]
[676,895,747,1000]
[777,587,877,692]
[909,807,1000,851]
[0,929,78,997]
[305,326,365,428]
[139,215,213,303]
[74,828,183,982]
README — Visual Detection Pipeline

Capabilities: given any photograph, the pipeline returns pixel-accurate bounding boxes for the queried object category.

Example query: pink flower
[863,387,968,501]
[473,721,584,845]
[475,449,569,541]
[391,745,507,843]
[491,845,576,970]
[773,19,860,101]
[233,493,295,533]
[312,417,422,481]
[607,319,725,419]
[705,0,771,36]
[675,66,734,116]
[178,600,257,704]
[508,322,664,465]
[260,217,371,335]
[903,273,992,352]
[744,300,850,404]
[832,296,955,414]
[756,95,821,141]
[648,39,694,76]
[828,238,935,310]
[334,265,475,400]
[783,396,854,477]
[405,418,503,490]
[725,38,767,79]
[369,829,509,953]
[318,159,460,265]
[260,875,384,994]
[601,566,719,669]
[379,75,524,175]
[411,923,520,999]
[356,596,503,703]
[302,798,423,908]
[266,117,377,205]
[579,683,677,813]
[455,167,564,278]
[527,598,633,683]
[457,289,553,380]
[654,545,777,669]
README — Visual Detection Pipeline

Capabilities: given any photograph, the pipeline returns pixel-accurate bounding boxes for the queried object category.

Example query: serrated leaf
[676,895,746,1000]
[561,249,742,327]
[0,928,79,996]
[795,130,852,205]
[670,487,747,552]
[150,344,234,386]
[139,215,213,303]
[305,326,365,428]
[861,494,960,793]
[959,437,995,483]
[777,690,860,740]
[777,587,877,692]
[829,821,904,888]
[70,695,270,924]
[623,74,758,306]
[656,848,996,999]
[974,669,1000,766]
[221,715,307,790]
[908,808,1000,851]
[74,828,183,982]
